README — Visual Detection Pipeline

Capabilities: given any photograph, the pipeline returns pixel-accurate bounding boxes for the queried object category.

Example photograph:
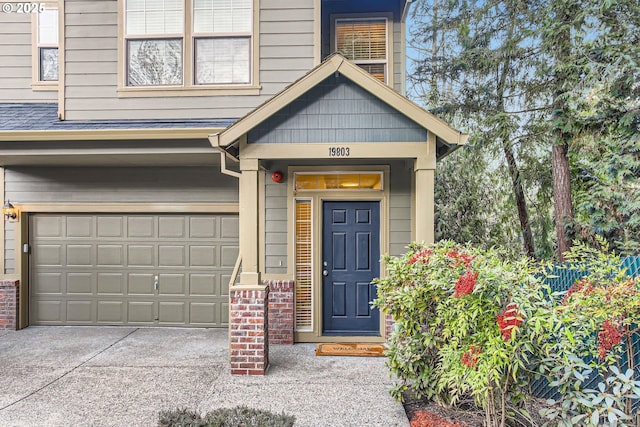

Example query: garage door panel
[129,273,155,295]
[158,274,186,295]
[97,216,124,238]
[67,273,94,294]
[66,216,93,238]
[127,216,154,238]
[159,245,185,267]
[190,274,216,296]
[159,302,186,324]
[97,245,124,266]
[67,244,93,266]
[30,214,238,327]
[32,272,64,295]
[33,244,64,267]
[127,301,154,324]
[128,245,155,267]
[221,246,239,268]
[98,301,125,323]
[33,216,64,238]
[191,302,217,325]
[67,301,93,322]
[190,245,216,267]
[34,300,64,323]
[159,217,186,238]
[221,217,239,239]
[97,273,125,295]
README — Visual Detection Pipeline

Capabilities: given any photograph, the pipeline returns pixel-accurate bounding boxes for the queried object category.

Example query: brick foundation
[0,279,19,330]
[229,287,269,375]
[385,312,395,341]
[266,279,294,345]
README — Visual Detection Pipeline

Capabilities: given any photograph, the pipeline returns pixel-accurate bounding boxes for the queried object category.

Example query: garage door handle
[154,276,159,291]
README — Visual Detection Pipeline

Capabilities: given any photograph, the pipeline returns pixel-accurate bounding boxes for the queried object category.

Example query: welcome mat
[315,343,386,357]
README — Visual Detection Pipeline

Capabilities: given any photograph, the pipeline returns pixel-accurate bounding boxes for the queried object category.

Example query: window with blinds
[335,18,387,83]
[124,0,252,87]
[295,200,313,331]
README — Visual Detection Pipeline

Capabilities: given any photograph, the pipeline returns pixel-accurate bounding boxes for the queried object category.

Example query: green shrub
[158,406,296,427]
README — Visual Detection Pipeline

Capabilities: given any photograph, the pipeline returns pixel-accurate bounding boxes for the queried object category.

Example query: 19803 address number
[329,147,350,157]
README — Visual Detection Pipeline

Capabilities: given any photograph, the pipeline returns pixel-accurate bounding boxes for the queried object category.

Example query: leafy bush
[374,239,640,427]
[158,406,295,427]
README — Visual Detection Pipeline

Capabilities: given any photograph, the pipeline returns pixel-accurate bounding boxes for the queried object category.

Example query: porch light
[3,201,17,222]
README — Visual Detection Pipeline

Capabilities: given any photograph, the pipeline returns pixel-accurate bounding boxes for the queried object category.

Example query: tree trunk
[552,142,573,260]
[503,142,537,258]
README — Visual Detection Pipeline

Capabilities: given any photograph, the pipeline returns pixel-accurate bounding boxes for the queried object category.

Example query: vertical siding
[389,163,412,256]
[0,12,57,102]
[63,0,315,120]
[3,166,239,274]
[264,172,288,275]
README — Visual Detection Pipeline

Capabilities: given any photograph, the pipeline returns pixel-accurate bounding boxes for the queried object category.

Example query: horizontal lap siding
[0,14,57,102]
[389,164,412,257]
[265,176,288,275]
[63,0,315,120]
[3,166,239,274]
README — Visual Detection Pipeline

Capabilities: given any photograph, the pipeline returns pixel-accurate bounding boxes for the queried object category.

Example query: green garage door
[29,214,238,327]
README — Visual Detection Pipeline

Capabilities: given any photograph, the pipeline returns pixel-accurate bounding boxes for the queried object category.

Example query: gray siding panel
[389,164,412,257]
[248,75,427,144]
[0,13,57,102]
[64,0,314,121]
[3,166,239,274]
[264,176,288,275]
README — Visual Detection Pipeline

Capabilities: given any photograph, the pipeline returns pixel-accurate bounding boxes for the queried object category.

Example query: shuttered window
[335,18,387,83]
[295,200,313,331]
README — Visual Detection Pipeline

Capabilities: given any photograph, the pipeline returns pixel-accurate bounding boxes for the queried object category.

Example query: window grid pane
[127,39,183,86]
[336,19,387,61]
[195,37,250,84]
[126,0,184,35]
[40,48,58,81]
[38,8,58,44]
[193,0,252,33]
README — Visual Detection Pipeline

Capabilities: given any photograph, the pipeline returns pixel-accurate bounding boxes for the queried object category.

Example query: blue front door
[322,201,380,336]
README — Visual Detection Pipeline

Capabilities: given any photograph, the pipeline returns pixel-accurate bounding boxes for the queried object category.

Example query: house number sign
[328,147,350,157]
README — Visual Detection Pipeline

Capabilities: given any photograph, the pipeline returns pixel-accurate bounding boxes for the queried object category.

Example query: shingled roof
[0,103,236,131]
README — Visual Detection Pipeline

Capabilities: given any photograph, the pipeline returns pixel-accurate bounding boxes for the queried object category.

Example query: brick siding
[266,279,294,345]
[0,279,19,330]
[229,287,269,375]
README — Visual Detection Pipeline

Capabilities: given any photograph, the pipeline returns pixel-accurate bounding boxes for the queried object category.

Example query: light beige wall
[63,0,315,120]
[0,11,57,102]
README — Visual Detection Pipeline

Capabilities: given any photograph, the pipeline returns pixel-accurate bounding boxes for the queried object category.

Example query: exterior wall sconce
[3,201,18,222]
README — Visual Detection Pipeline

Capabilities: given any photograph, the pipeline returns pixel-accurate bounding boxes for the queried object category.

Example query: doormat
[315,343,386,357]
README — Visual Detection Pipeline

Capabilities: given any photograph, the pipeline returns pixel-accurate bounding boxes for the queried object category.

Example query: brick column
[229,287,269,375]
[0,279,19,330]
[266,279,294,345]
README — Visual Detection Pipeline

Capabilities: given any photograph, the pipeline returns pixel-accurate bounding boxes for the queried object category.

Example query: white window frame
[118,0,260,97]
[332,14,393,86]
[31,2,59,90]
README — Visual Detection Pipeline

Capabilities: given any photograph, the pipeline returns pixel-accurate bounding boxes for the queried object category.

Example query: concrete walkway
[0,327,409,427]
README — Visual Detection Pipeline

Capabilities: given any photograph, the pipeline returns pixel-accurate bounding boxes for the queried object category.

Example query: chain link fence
[529,257,640,420]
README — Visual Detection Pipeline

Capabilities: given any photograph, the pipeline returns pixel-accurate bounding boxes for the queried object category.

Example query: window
[34,5,59,83]
[294,172,383,192]
[124,0,253,88]
[295,199,313,332]
[335,18,387,83]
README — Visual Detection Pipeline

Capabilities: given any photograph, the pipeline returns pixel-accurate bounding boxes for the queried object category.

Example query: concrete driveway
[0,327,409,427]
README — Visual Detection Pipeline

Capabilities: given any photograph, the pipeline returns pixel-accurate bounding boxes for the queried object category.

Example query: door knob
[323,270,328,276]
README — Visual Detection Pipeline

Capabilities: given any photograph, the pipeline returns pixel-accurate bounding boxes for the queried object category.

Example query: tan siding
[264,178,288,275]
[64,0,315,121]
[3,166,239,274]
[0,12,57,102]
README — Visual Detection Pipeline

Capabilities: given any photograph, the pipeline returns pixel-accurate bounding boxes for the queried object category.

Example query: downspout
[209,133,241,178]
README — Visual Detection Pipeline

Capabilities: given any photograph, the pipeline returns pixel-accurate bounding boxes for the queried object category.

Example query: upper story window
[33,5,59,85]
[124,0,253,88]
[335,18,387,83]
